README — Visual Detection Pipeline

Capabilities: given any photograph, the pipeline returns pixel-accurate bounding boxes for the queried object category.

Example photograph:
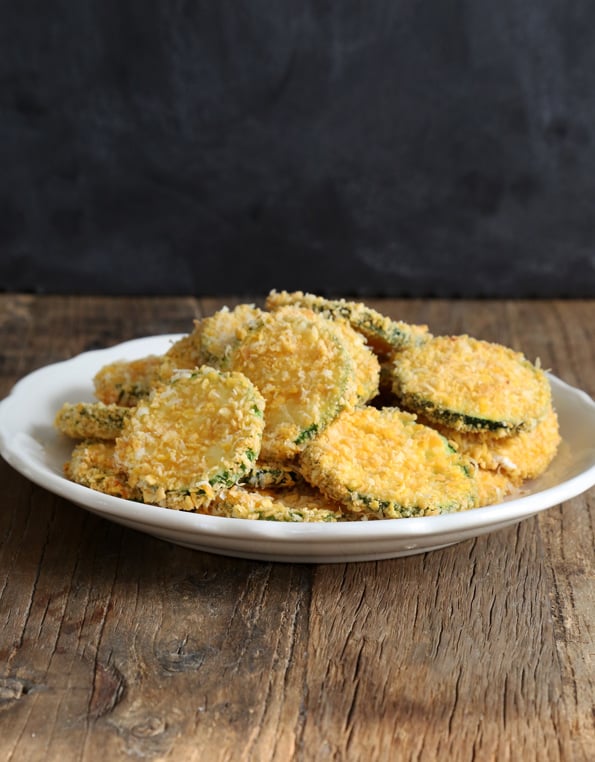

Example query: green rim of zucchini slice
[114,366,265,506]
[391,334,552,435]
[229,306,357,460]
[299,407,477,518]
[265,290,429,355]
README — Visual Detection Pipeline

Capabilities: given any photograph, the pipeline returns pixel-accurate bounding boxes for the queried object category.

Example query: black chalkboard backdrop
[1,2,594,297]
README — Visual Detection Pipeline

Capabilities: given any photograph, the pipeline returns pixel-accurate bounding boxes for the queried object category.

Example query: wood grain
[0,295,593,761]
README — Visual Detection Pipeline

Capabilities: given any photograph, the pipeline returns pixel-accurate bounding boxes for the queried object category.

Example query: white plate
[1,335,595,563]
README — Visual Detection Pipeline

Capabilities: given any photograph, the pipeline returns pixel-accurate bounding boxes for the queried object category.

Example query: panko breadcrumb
[55,402,130,440]
[93,355,165,406]
[300,406,477,517]
[114,366,265,507]
[229,306,357,460]
[65,440,139,500]
[391,334,552,436]
[266,289,429,356]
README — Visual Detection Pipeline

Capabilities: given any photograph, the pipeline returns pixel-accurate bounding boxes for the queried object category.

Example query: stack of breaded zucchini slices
[55,291,560,522]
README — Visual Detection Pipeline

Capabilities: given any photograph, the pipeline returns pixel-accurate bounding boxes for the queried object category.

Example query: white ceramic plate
[1,335,595,563]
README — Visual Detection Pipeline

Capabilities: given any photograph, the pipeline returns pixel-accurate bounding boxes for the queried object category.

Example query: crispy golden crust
[200,484,344,521]
[329,318,380,404]
[300,407,477,517]
[266,290,429,356]
[55,402,130,439]
[114,367,265,507]
[164,321,204,369]
[199,304,264,369]
[229,306,356,460]
[93,355,165,406]
[437,406,560,481]
[474,468,517,507]
[391,334,552,435]
[65,440,139,500]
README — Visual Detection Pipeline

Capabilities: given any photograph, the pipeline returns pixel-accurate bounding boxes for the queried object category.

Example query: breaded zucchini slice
[93,355,165,407]
[229,306,357,460]
[329,318,380,404]
[201,484,344,522]
[199,304,263,369]
[55,402,131,439]
[114,367,265,507]
[437,406,560,481]
[391,334,552,436]
[65,440,139,500]
[300,407,477,518]
[265,289,429,355]
[474,468,517,507]
[164,320,204,369]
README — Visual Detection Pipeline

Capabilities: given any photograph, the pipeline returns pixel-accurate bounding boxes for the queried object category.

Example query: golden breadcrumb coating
[202,484,344,521]
[474,467,517,507]
[199,304,264,369]
[300,406,477,517]
[438,406,560,482]
[266,289,429,356]
[392,334,552,435]
[164,321,204,369]
[229,306,356,460]
[114,367,265,507]
[55,402,130,439]
[93,355,165,406]
[65,440,139,500]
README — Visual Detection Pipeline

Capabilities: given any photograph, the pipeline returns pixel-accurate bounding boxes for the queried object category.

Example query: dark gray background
[1,2,594,297]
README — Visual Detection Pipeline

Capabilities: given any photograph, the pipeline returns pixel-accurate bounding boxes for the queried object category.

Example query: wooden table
[1,295,593,761]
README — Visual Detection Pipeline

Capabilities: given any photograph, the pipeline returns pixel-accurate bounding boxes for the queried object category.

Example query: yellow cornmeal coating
[93,355,165,406]
[229,306,356,460]
[200,484,344,521]
[265,290,429,356]
[114,367,265,507]
[328,318,380,404]
[300,407,477,517]
[438,406,560,481]
[55,402,131,439]
[392,334,552,436]
[199,304,264,369]
[65,440,139,500]
[474,468,517,507]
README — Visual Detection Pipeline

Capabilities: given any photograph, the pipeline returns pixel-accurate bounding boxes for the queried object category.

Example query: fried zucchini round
[300,407,477,517]
[202,484,344,522]
[55,402,130,440]
[265,290,429,355]
[65,440,139,500]
[229,306,357,460]
[93,355,165,407]
[114,367,265,507]
[474,468,517,507]
[199,304,263,369]
[437,406,560,482]
[391,334,552,436]
[164,320,204,369]
[329,318,380,404]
